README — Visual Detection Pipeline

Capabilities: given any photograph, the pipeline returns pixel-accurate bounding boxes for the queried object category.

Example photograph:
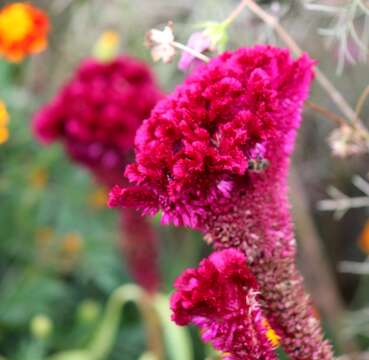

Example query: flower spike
[110,45,333,358]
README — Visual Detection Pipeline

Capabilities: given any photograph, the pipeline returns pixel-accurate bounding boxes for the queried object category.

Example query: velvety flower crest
[33,56,163,186]
[170,248,278,360]
[109,45,314,228]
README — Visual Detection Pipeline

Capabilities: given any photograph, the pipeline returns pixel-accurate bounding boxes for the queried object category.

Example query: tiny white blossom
[328,125,369,157]
[146,22,176,63]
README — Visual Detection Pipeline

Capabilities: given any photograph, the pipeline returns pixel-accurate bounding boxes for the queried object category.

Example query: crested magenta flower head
[170,248,278,360]
[109,46,334,359]
[0,2,49,62]
[109,45,314,230]
[33,56,163,187]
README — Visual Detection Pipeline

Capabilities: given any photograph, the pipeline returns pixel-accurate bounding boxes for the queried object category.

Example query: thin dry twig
[305,101,347,126]
[225,0,369,140]
[355,84,369,123]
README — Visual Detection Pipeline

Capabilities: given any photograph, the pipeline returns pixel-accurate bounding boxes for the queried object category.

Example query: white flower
[146,22,176,63]
[328,125,369,157]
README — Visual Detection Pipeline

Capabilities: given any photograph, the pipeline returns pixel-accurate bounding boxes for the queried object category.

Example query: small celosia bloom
[171,249,277,360]
[110,46,333,359]
[33,55,163,292]
[0,2,49,62]
[33,56,163,187]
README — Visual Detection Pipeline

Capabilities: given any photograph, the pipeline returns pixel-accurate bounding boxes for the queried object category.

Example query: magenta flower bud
[33,56,163,292]
[109,46,333,358]
[178,32,212,72]
[171,249,278,360]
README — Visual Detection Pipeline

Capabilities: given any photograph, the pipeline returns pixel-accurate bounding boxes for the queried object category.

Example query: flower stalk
[109,45,333,359]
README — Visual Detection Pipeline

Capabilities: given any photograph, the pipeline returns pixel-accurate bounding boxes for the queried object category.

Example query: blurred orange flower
[29,167,48,189]
[88,187,108,209]
[0,101,9,144]
[62,233,83,254]
[359,219,369,254]
[0,2,49,62]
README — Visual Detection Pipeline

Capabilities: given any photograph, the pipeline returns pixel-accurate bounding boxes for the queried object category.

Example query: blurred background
[0,0,368,359]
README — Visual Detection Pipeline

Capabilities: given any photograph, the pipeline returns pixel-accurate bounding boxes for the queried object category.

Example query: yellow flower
[0,101,9,144]
[0,2,49,62]
[93,30,120,62]
[263,319,280,348]
[0,101,9,127]
[0,126,9,144]
[359,219,369,254]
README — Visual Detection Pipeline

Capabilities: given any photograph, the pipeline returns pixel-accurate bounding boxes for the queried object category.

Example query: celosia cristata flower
[0,2,49,62]
[33,55,163,292]
[0,100,9,144]
[171,249,277,360]
[109,46,333,358]
[33,56,162,187]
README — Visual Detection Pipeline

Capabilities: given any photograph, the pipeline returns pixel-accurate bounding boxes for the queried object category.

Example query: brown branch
[240,0,358,123]
[305,101,347,126]
[355,84,369,123]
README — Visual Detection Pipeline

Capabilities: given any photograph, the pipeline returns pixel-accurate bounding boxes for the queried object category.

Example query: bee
[248,158,269,172]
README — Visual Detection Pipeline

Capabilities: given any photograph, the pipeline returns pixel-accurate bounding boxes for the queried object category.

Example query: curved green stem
[47,284,193,360]
[48,285,161,360]
[153,294,193,360]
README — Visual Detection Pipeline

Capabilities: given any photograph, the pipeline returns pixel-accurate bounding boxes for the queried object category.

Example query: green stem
[153,294,193,360]
[48,285,193,360]
[48,284,160,360]
[87,284,142,359]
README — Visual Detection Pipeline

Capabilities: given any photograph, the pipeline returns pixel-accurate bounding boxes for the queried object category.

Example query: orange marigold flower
[359,219,369,254]
[0,101,9,126]
[0,100,9,144]
[0,2,49,62]
[0,127,9,144]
